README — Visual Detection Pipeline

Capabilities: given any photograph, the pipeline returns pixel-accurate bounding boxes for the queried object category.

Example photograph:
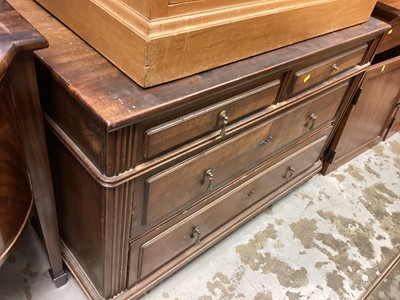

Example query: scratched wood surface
[7,0,389,130]
[0,0,46,76]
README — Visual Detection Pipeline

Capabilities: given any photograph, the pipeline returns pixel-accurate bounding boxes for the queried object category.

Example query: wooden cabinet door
[384,99,400,140]
[323,55,400,174]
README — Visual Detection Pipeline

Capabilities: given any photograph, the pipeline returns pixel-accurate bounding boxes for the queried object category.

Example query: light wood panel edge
[36,0,377,87]
[35,0,147,86]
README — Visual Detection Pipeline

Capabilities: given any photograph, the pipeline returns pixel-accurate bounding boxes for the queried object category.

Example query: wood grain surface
[0,75,33,266]
[35,0,378,86]
[8,0,389,129]
[0,0,66,286]
[0,0,47,265]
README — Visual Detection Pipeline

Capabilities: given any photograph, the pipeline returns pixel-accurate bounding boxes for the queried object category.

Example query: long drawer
[140,82,348,226]
[130,132,329,283]
[143,79,281,159]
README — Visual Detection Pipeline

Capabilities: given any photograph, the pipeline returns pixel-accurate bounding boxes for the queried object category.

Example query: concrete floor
[0,133,399,300]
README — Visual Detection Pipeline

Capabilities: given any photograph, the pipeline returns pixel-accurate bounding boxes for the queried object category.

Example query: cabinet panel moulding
[36,0,378,87]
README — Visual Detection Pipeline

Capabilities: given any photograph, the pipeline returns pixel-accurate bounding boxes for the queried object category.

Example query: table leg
[7,52,67,287]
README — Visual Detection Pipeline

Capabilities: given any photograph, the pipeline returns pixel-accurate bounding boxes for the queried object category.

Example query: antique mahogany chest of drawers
[34,0,378,87]
[9,0,389,299]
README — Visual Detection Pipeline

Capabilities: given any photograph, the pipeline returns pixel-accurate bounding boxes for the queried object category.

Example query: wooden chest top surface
[379,0,400,10]
[10,0,388,130]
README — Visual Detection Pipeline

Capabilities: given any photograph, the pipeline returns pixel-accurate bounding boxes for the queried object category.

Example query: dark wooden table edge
[1,0,66,287]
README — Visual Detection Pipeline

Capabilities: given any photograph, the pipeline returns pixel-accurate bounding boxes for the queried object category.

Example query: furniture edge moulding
[42,69,362,192]
[61,165,323,300]
[55,135,325,300]
[35,0,378,87]
[17,0,390,133]
[32,14,385,186]
[45,126,136,298]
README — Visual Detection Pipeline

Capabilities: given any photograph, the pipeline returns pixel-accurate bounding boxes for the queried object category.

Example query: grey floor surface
[0,133,399,300]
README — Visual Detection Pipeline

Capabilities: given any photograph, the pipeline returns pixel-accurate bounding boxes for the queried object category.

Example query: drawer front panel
[291,44,367,95]
[144,79,280,158]
[136,135,328,279]
[143,82,348,226]
[378,23,400,53]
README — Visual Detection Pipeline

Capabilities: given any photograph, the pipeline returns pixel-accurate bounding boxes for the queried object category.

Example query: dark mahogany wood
[133,135,329,282]
[8,0,387,172]
[141,82,348,228]
[7,0,390,299]
[144,79,281,159]
[374,1,400,139]
[322,54,400,174]
[0,74,33,267]
[322,0,400,174]
[290,44,368,95]
[0,0,66,287]
[33,14,388,177]
[374,0,400,53]
[385,98,400,139]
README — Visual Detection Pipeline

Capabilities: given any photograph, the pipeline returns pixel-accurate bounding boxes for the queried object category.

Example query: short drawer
[373,0,400,54]
[377,23,400,53]
[291,44,368,95]
[141,81,348,226]
[143,79,281,158]
[133,134,328,280]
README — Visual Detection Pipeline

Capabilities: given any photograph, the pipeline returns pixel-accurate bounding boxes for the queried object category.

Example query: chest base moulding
[35,0,377,87]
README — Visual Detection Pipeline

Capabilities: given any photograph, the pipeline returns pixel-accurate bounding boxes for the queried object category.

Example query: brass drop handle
[191,227,201,245]
[259,135,273,147]
[204,168,214,192]
[283,166,296,181]
[309,113,318,130]
[219,110,229,137]
[331,64,340,71]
